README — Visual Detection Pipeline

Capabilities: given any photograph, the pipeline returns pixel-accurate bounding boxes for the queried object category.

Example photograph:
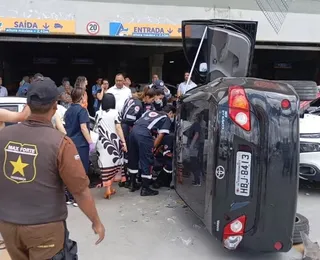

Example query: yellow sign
[3,141,38,184]
[109,22,181,38]
[0,18,75,35]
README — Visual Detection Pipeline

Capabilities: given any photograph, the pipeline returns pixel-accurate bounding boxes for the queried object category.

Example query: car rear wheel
[293,213,310,245]
[277,81,318,101]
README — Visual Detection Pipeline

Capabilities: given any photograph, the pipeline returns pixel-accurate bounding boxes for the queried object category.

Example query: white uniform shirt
[106,85,132,112]
[178,81,197,95]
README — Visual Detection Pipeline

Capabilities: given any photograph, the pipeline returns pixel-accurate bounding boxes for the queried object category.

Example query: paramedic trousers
[0,221,64,260]
[127,126,153,185]
[121,122,132,164]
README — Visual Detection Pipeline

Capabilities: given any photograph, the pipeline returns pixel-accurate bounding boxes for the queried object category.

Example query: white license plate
[235,151,251,197]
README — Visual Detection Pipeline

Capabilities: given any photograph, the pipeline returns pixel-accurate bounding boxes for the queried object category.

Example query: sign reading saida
[3,141,38,184]
[0,18,75,34]
[109,22,182,38]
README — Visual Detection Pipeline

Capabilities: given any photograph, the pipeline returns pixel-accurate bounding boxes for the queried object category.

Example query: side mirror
[199,63,208,73]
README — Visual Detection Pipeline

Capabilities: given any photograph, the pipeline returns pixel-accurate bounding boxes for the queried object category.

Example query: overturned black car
[173,19,316,252]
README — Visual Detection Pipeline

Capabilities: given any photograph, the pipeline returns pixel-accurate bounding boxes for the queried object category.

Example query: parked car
[174,19,313,253]
[0,96,98,152]
[299,94,320,182]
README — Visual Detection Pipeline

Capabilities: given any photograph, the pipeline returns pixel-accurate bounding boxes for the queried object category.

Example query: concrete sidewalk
[67,188,304,260]
[0,187,314,260]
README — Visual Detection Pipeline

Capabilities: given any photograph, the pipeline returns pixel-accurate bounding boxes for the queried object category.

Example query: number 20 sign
[86,21,100,35]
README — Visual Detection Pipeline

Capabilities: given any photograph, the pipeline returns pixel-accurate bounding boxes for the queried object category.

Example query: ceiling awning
[0,34,182,47]
[1,34,320,51]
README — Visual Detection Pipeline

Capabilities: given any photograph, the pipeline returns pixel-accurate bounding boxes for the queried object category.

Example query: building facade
[0,0,320,44]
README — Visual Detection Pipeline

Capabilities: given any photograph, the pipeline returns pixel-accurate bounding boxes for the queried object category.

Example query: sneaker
[72,202,78,207]
[66,201,72,205]
[192,180,201,186]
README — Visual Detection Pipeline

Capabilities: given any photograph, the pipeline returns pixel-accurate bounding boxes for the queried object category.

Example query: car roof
[0,97,27,103]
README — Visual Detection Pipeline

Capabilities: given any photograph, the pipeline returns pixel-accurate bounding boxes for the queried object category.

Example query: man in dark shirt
[127,105,176,196]
[0,78,105,259]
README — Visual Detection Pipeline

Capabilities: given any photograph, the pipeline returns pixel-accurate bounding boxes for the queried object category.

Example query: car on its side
[174,19,314,253]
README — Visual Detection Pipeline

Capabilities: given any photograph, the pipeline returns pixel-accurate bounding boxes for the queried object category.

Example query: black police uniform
[120,97,154,188]
[150,80,168,111]
[127,110,171,196]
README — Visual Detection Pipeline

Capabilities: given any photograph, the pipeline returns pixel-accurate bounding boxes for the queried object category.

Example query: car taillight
[274,241,283,251]
[223,215,246,250]
[281,99,290,109]
[228,86,251,131]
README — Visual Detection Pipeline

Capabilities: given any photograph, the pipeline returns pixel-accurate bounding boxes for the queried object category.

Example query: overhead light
[169,60,174,63]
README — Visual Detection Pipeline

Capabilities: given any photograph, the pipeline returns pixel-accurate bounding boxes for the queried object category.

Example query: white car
[299,96,320,181]
[0,97,98,144]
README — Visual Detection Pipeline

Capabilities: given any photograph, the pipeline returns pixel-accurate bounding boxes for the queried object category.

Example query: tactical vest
[0,120,67,225]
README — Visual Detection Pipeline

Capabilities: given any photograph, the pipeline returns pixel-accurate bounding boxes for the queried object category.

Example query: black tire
[293,213,310,245]
[277,80,318,101]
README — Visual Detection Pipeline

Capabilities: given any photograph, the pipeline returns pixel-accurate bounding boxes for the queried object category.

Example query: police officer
[150,80,167,111]
[127,105,176,196]
[0,78,105,259]
[119,88,156,188]
[149,77,171,101]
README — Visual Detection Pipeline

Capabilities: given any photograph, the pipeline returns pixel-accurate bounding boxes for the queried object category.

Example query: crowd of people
[49,72,195,200]
[67,73,177,199]
[0,70,200,259]
[0,71,199,200]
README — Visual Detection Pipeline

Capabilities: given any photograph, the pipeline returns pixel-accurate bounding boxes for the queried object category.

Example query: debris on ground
[180,237,194,246]
[167,217,176,224]
[302,232,320,260]
[165,204,178,208]
[193,224,202,230]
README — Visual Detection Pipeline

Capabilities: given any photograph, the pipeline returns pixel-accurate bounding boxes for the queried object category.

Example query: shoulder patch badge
[3,141,38,184]
[134,106,140,112]
[149,112,158,118]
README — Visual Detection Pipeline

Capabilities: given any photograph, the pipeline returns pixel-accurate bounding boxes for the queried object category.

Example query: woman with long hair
[95,93,127,199]
[64,87,95,205]
[75,76,89,109]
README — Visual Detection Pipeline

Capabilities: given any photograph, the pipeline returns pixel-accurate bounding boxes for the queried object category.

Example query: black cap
[153,80,165,89]
[27,77,59,105]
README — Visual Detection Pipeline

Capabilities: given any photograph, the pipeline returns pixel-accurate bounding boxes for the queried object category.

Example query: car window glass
[176,99,209,218]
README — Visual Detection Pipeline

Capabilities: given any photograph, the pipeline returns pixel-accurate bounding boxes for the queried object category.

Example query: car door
[175,98,210,219]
